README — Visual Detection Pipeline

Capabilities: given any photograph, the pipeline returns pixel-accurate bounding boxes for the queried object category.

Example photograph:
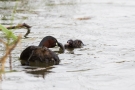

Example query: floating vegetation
[0,23,31,38]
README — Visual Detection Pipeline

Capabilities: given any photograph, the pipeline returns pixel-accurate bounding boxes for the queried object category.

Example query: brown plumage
[20,46,60,66]
[39,36,65,53]
[64,39,84,48]
[20,36,64,66]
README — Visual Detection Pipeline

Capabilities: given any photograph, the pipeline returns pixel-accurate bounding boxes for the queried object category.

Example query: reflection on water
[24,66,54,78]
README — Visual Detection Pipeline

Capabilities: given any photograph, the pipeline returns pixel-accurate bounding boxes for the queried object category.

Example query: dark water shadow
[20,59,56,78]
[24,66,54,78]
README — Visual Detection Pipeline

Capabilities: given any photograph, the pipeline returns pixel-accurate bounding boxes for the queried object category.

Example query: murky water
[1,0,135,90]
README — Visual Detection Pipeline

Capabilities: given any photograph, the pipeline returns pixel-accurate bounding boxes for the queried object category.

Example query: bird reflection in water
[24,65,54,78]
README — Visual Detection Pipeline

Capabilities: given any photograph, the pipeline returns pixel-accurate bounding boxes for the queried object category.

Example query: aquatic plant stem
[0,35,21,75]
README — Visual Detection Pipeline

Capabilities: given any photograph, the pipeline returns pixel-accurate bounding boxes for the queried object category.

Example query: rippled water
[0,0,135,90]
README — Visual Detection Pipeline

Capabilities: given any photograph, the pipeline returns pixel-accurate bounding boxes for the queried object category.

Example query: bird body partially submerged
[20,46,60,66]
[64,39,84,48]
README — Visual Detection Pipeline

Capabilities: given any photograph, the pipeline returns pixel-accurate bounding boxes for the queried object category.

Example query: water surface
[0,0,135,90]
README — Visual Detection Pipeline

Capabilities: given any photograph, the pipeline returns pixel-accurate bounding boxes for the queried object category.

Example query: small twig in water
[6,23,31,38]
